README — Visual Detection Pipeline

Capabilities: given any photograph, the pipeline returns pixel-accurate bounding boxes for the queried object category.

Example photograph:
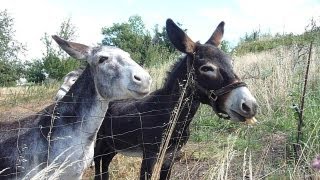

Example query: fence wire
[0,46,320,179]
[1,90,320,177]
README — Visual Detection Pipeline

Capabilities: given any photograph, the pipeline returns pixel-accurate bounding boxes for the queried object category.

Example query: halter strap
[186,52,247,119]
[59,87,69,93]
[196,81,247,102]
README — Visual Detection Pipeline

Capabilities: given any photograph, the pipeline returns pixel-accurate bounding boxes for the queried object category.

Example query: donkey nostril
[241,102,251,113]
[133,75,141,82]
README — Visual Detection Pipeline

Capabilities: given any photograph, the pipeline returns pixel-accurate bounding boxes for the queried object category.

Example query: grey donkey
[0,35,152,179]
[55,68,84,101]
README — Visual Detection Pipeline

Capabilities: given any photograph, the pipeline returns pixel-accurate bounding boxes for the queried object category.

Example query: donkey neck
[163,56,192,95]
[55,65,109,135]
[161,56,199,104]
[160,55,200,125]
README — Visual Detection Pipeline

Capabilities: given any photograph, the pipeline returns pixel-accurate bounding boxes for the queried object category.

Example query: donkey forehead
[196,44,233,67]
[92,46,131,59]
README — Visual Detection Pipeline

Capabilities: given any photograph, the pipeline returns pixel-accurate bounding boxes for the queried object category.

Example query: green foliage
[240,29,263,43]
[102,15,177,66]
[220,40,231,54]
[57,18,77,41]
[43,54,61,79]
[0,10,24,60]
[25,59,46,83]
[43,54,80,80]
[234,21,320,56]
[152,24,176,53]
[102,15,152,65]
[0,9,25,86]
[0,14,80,86]
[55,17,78,59]
[190,105,240,142]
[40,18,81,80]
[0,60,21,86]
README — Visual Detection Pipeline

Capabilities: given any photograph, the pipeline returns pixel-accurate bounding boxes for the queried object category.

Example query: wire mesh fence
[0,91,319,179]
[0,44,319,179]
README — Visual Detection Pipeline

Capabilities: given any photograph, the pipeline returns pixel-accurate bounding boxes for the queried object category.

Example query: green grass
[234,26,320,56]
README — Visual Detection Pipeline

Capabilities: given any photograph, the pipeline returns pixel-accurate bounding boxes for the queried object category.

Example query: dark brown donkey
[94,19,258,180]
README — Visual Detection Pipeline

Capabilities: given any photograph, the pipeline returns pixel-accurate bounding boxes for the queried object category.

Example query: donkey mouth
[128,89,150,97]
[229,109,247,122]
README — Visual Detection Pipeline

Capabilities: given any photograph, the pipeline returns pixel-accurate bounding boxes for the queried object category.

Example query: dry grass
[0,83,59,123]
[229,45,320,179]
[1,45,320,179]
[234,45,320,115]
[147,58,175,90]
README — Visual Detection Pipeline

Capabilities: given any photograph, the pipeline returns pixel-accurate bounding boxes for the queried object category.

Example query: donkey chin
[128,88,150,98]
[221,86,258,124]
[127,79,152,99]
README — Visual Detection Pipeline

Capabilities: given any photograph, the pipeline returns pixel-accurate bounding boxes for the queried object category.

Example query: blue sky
[2,0,320,59]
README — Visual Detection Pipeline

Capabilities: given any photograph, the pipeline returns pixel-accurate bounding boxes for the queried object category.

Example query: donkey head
[166,19,257,122]
[52,35,152,101]
[55,68,84,101]
[63,69,83,88]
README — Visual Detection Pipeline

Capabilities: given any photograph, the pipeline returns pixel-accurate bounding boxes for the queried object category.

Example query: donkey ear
[52,35,90,60]
[206,21,225,47]
[166,19,195,54]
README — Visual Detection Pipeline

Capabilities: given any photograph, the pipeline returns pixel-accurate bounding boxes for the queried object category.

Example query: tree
[220,40,231,54]
[41,17,81,80]
[56,18,78,59]
[0,9,25,86]
[42,17,78,58]
[101,15,186,66]
[25,59,46,83]
[240,29,261,43]
[152,24,176,53]
[102,15,152,65]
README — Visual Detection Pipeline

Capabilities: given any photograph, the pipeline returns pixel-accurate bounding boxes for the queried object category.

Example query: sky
[1,0,320,60]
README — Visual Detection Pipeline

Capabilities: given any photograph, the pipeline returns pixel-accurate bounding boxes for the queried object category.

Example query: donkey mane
[163,55,188,90]
[58,65,96,112]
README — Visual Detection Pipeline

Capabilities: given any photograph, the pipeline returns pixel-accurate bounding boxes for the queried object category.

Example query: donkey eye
[99,56,109,63]
[200,66,214,72]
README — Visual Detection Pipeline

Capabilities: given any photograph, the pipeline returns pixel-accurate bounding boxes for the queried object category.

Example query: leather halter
[187,52,247,119]
[59,87,69,93]
[195,81,247,102]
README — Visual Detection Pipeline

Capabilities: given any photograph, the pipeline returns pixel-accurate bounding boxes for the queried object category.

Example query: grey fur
[0,36,151,179]
[55,68,84,101]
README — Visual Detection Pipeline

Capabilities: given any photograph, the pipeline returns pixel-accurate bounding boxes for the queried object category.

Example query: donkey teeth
[245,117,257,125]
